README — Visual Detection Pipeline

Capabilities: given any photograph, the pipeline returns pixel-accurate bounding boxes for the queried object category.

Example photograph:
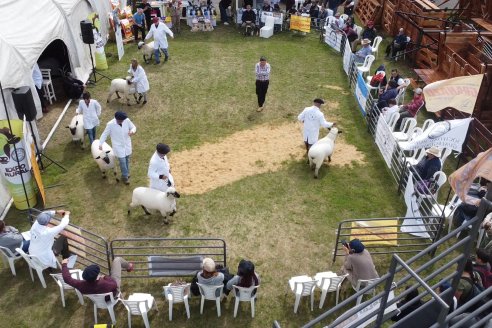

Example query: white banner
[342,38,352,75]
[324,18,342,52]
[113,9,125,61]
[423,74,484,114]
[399,118,472,152]
[375,115,397,169]
[401,172,430,238]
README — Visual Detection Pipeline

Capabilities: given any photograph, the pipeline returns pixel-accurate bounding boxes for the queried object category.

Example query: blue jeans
[118,155,131,179]
[86,127,96,145]
[154,47,169,63]
[22,239,30,253]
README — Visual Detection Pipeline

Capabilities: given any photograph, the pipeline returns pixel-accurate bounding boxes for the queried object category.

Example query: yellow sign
[290,15,311,33]
[350,220,398,246]
[30,143,45,206]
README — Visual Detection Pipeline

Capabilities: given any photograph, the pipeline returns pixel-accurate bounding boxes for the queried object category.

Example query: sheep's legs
[101,171,106,179]
[141,206,151,215]
[113,169,119,182]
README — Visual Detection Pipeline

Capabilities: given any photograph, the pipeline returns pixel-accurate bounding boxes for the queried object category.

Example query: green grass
[0,26,409,327]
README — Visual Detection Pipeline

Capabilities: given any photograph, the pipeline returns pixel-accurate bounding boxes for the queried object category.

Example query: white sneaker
[224,22,229,25]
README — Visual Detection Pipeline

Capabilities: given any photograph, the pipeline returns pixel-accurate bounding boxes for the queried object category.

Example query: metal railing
[110,237,227,278]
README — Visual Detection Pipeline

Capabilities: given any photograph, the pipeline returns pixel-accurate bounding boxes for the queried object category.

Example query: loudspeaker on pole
[80,20,95,44]
[12,87,37,121]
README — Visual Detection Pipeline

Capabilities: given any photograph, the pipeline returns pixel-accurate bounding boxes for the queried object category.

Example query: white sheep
[308,127,342,179]
[66,114,85,149]
[91,139,119,182]
[137,41,154,64]
[106,77,137,106]
[128,186,181,224]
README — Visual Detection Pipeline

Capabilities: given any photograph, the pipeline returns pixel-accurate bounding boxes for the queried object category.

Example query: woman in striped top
[255,56,271,112]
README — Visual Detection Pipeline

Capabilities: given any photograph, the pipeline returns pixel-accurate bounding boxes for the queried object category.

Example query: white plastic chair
[386,112,400,132]
[163,283,191,321]
[405,148,426,166]
[365,71,385,95]
[393,118,417,141]
[356,55,375,77]
[418,171,448,201]
[121,293,158,328]
[398,127,422,148]
[395,36,411,61]
[314,272,347,308]
[421,119,435,132]
[371,36,383,58]
[50,270,85,307]
[354,278,379,305]
[0,245,23,276]
[197,283,224,317]
[440,148,454,167]
[431,193,462,233]
[260,15,275,38]
[232,284,259,318]
[288,275,317,313]
[85,292,121,325]
[15,247,52,288]
[40,68,56,104]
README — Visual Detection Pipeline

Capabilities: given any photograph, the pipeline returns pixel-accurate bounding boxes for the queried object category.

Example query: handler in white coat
[128,59,150,105]
[145,16,174,64]
[99,111,137,184]
[297,98,336,154]
[148,143,175,192]
[76,92,101,145]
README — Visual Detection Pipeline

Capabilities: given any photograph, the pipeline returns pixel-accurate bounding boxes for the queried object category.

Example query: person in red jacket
[395,88,424,130]
[61,257,133,297]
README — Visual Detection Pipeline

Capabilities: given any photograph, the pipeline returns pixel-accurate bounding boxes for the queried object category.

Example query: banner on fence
[423,74,484,114]
[399,118,473,152]
[342,38,352,75]
[290,15,310,33]
[354,72,369,115]
[324,23,342,52]
[401,172,431,238]
[350,220,398,246]
[375,115,397,168]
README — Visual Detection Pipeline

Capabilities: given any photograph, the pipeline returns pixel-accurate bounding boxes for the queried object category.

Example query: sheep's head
[67,119,79,135]
[125,76,132,82]
[137,41,145,49]
[95,150,112,164]
[166,187,181,199]
[328,127,342,137]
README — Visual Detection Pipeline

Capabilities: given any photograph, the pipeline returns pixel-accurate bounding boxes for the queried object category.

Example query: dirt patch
[322,84,344,91]
[172,122,365,194]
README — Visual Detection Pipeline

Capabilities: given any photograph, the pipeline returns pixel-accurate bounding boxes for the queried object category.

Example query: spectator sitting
[391,286,423,322]
[309,1,320,25]
[0,220,30,254]
[333,12,346,29]
[382,99,399,120]
[273,3,281,12]
[341,239,379,288]
[318,5,329,27]
[343,17,358,44]
[385,69,401,91]
[351,20,376,52]
[226,259,260,292]
[473,248,492,289]
[241,5,256,28]
[456,259,483,310]
[354,38,372,64]
[343,0,354,16]
[377,80,398,109]
[395,87,424,129]
[61,257,134,297]
[197,257,225,286]
[437,281,457,312]
[453,181,490,229]
[385,28,408,59]
[412,147,441,182]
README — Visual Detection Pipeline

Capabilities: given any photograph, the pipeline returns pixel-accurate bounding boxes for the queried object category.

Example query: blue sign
[354,72,369,116]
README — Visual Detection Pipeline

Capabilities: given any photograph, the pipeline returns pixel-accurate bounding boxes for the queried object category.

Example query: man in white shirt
[32,63,47,113]
[76,92,101,145]
[128,59,150,105]
[29,210,71,269]
[382,98,399,121]
[99,111,137,185]
[145,16,174,64]
[298,98,336,155]
[148,143,174,192]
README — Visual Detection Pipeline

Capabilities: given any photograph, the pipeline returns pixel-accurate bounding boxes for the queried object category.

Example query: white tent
[0,0,112,219]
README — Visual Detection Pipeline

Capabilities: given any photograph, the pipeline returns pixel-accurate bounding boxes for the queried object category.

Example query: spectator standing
[327,0,340,15]
[343,0,354,16]
[0,220,29,253]
[341,239,379,288]
[76,92,101,145]
[29,210,71,269]
[132,7,146,41]
[148,143,174,192]
[99,111,137,185]
[170,0,182,33]
[145,17,174,64]
[255,56,271,112]
[352,21,376,52]
[128,59,150,105]
[298,98,335,154]
[32,63,48,113]
[139,0,153,32]
[219,0,232,25]
[354,38,372,64]
[385,28,408,59]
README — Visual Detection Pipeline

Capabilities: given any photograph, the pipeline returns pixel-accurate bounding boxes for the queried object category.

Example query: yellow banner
[30,143,45,206]
[350,220,398,246]
[290,15,311,33]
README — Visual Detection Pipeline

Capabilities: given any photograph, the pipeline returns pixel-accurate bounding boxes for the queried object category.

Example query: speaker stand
[86,44,111,85]
[27,121,67,173]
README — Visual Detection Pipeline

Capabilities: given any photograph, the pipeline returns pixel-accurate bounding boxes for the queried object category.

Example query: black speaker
[12,87,37,121]
[80,20,94,44]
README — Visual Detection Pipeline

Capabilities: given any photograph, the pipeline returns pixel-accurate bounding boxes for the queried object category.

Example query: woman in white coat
[148,143,175,192]
[145,16,174,64]
[76,92,101,145]
[297,98,335,155]
[128,59,150,105]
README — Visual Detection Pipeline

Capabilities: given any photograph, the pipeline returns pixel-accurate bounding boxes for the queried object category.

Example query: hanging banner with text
[324,21,342,52]
[342,37,352,75]
[375,114,397,168]
[354,72,369,116]
[399,118,472,152]
[423,74,484,114]
[401,172,430,238]
[290,15,311,33]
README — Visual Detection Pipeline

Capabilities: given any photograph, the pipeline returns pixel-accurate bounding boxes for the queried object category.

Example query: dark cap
[313,98,325,104]
[114,111,127,121]
[82,264,100,282]
[349,239,365,253]
[260,56,267,61]
[156,143,170,155]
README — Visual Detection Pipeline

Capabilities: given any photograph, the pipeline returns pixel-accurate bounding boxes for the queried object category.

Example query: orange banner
[290,15,311,33]
[30,143,45,206]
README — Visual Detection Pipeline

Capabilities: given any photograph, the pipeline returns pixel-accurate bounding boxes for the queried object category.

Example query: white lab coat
[297,105,333,144]
[29,211,70,268]
[128,65,149,94]
[76,99,101,129]
[99,118,137,158]
[32,63,43,89]
[145,22,174,49]
[148,151,174,192]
